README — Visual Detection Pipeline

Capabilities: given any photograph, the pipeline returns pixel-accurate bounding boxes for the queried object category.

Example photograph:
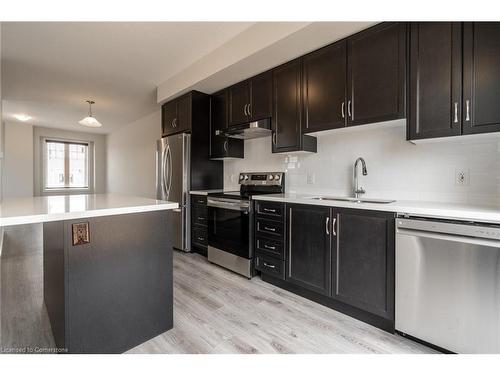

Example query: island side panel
[43,221,66,350]
[64,210,173,353]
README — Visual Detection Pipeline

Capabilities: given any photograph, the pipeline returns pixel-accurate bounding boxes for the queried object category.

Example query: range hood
[218,118,271,140]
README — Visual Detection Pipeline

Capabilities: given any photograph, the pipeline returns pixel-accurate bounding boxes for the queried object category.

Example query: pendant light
[78,100,102,128]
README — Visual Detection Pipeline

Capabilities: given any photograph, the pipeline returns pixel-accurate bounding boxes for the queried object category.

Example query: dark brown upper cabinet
[272,58,317,153]
[303,40,347,133]
[228,71,272,126]
[463,22,500,135]
[347,22,407,127]
[408,22,462,140]
[209,89,244,160]
[161,92,192,136]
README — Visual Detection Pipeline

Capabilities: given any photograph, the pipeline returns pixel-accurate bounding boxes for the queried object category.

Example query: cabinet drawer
[255,237,284,260]
[191,195,207,206]
[191,226,207,247]
[255,253,285,280]
[255,201,284,219]
[192,206,207,226]
[256,218,284,238]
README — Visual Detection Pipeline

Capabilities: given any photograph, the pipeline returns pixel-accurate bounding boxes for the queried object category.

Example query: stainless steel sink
[306,196,396,204]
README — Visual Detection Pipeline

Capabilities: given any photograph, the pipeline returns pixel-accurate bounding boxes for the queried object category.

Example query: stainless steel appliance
[207,172,285,278]
[218,118,271,139]
[156,133,190,252]
[395,216,500,353]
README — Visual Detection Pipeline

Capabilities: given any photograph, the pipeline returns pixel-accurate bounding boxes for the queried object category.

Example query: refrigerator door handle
[167,144,173,199]
[161,145,168,198]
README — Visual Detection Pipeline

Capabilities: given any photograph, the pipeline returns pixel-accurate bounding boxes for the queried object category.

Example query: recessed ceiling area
[1,21,374,134]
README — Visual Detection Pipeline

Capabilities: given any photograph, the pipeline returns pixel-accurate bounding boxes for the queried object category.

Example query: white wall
[32,126,106,196]
[2,122,34,198]
[106,110,160,199]
[1,124,106,198]
[224,120,500,206]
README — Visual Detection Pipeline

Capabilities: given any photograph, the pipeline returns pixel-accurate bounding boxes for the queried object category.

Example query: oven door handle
[207,199,250,212]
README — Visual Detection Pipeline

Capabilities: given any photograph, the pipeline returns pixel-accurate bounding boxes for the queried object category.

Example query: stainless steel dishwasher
[395,217,500,353]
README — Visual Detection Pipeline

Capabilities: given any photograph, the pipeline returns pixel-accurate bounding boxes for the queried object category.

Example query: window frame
[41,137,95,195]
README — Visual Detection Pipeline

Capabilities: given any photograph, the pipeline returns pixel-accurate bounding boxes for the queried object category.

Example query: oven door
[207,198,251,259]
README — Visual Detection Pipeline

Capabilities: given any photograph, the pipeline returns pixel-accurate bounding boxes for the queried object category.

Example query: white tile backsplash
[223,120,500,205]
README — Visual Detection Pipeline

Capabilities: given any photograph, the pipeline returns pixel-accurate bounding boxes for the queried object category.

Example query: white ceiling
[1,22,374,135]
[1,22,254,134]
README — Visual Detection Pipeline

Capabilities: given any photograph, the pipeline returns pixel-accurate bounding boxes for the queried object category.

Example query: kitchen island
[0,194,178,353]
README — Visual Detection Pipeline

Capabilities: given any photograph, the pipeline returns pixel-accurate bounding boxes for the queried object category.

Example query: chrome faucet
[353,157,367,198]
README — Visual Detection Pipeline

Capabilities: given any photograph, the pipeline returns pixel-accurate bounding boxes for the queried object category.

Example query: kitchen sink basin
[306,196,396,204]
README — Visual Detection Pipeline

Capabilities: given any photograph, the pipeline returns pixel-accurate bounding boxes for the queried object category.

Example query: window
[43,139,93,192]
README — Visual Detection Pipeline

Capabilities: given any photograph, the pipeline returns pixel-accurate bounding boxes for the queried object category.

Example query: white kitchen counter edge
[252,194,500,224]
[0,195,179,227]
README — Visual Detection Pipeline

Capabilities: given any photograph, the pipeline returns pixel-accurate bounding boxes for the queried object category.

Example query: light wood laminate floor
[0,225,435,354]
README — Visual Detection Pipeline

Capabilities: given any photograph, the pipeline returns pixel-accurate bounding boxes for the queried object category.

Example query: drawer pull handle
[264,244,276,250]
[263,208,276,213]
[264,226,276,232]
[263,262,275,269]
[197,216,205,221]
[197,237,205,241]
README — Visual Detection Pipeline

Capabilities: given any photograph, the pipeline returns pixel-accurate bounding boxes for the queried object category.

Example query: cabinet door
[286,204,331,296]
[162,100,177,136]
[347,22,406,126]
[331,209,395,320]
[303,40,347,133]
[228,81,250,126]
[210,90,229,158]
[272,58,302,153]
[408,22,462,140]
[176,94,191,133]
[463,22,500,135]
[249,71,272,121]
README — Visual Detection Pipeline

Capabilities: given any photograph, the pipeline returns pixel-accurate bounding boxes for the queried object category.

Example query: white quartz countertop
[0,194,179,227]
[252,193,500,224]
[189,190,224,196]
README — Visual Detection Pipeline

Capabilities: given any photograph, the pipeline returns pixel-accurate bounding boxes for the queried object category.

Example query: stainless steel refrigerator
[156,133,191,252]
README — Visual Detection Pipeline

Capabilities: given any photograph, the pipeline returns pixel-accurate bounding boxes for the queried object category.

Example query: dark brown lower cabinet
[331,208,395,322]
[286,204,332,296]
[260,202,395,332]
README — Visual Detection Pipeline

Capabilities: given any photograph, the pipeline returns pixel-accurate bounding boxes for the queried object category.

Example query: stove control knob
[269,175,274,180]
[244,175,249,180]
[239,174,244,180]
[275,174,281,180]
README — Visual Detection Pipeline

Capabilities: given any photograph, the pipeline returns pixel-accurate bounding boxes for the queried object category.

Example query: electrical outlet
[455,169,470,186]
[306,172,315,185]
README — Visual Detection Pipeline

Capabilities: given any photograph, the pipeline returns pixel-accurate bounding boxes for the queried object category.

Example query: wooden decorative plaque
[72,222,90,246]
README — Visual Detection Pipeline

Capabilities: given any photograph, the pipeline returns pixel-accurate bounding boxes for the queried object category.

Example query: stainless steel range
[207,172,285,278]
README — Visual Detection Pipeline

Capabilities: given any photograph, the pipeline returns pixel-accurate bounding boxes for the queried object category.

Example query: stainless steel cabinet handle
[197,216,205,221]
[466,100,470,121]
[197,236,205,241]
[171,119,174,128]
[454,102,458,123]
[348,100,352,118]
[263,262,275,269]
[264,226,276,232]
[248,103,252,116]
[272,132,277,145]
[332,217,337,236]
[244,104,248,116]
[263,208,276,213]
[264,244,276,250]
[224,140,228,152]
[173,118,177,128]
[341,102,345,119]
[325,216,330,235]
